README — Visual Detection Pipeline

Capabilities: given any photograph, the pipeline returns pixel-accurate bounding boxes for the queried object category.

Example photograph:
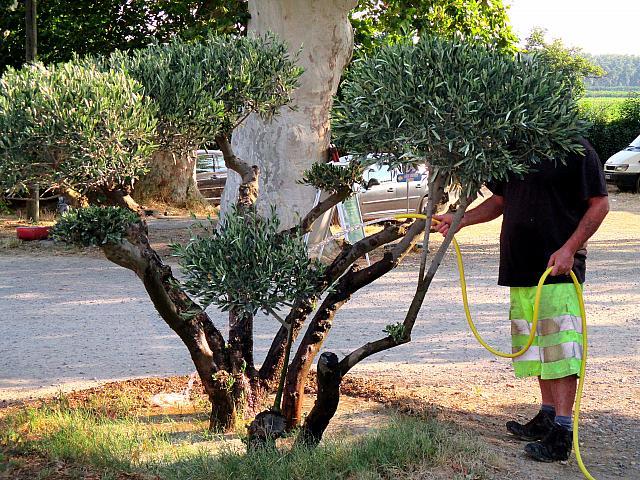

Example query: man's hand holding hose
[433,193,504,237]
[432,193,608,278]
[432,212,465,236]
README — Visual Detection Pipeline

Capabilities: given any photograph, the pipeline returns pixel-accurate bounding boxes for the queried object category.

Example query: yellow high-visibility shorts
[510,283,583,380]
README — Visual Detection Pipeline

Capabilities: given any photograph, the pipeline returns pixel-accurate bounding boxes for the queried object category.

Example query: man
[434,138,609,462]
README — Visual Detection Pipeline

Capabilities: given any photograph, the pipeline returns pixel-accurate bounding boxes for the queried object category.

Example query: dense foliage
[0,61,157,197]
[583,94,640,161]
[104,33,302,153]
[351,0,517,56]
[2,0,517,74]
[51,206,141,246]
[524,28,604,98]
[333,36,588,197]
[0,0,249,74]
[172,207,324,318]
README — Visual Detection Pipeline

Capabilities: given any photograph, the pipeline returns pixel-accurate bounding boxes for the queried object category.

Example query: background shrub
[0,62,157,197]
[51,206,141,246]
[582,94,640,161]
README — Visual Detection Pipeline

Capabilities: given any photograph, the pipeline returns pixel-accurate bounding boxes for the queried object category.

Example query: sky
[506,0,640,55]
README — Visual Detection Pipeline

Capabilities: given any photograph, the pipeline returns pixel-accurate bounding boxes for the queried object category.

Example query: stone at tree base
[247,409,287,450]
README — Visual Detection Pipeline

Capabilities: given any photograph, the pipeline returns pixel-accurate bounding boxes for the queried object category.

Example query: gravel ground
[0,192,638,479]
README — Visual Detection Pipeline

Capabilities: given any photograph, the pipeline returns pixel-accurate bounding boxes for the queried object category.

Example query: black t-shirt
[487,139,607,287]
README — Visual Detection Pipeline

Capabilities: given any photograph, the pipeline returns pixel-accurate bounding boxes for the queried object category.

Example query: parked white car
[604,134,640,192]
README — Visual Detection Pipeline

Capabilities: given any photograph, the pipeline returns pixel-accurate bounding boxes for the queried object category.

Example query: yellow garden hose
[393,213,595,480]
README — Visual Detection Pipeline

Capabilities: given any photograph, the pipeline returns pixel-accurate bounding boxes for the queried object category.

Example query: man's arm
[547,195,610,276]
[433,194,504,236]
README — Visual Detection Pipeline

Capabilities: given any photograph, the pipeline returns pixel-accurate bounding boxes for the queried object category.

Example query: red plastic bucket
[16,226,50,241]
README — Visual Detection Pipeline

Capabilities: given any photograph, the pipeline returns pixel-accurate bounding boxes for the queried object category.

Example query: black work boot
[506,409,554,441]
[524,423,573,462]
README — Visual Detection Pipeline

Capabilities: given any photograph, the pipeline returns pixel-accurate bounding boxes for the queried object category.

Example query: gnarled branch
[258,220,411,388]
[100,222,236,429]
[281,219,426,428]
[338,195,471,376]
[216,133,259,209]
[286,190,350,237]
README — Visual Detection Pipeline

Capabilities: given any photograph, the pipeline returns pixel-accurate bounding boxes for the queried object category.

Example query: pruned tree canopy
[0,61,157,198]
[333,35,588,197]
[172,206,324,319]
[104,33,302,153]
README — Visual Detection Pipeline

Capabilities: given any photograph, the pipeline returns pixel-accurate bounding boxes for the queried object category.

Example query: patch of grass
[1,395,495,480]
[579,96,626,121]
[585,88,640,98]
[0,237,22,249]
[580,96,626,108]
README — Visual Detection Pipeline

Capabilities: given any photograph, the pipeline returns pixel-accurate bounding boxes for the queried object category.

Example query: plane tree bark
[222,0,359,229]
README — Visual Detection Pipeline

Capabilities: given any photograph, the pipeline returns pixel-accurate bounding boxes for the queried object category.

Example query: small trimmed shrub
[172,207,324,318]
[51,206,141,247]
[105,33,303,152]
[0,62,157,197]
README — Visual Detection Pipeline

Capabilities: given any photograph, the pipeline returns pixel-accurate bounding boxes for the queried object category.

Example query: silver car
[359,163,429,220]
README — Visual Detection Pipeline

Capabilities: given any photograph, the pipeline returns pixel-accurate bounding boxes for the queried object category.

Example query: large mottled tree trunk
[135,149,206,207]
[222,0,358,229]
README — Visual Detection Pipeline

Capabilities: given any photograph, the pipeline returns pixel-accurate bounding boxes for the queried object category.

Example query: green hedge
[582,94,640,161]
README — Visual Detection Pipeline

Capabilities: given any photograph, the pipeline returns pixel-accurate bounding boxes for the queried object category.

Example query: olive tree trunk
[100,222,267,431]
[135,149,206,207]
[221,0,358,229]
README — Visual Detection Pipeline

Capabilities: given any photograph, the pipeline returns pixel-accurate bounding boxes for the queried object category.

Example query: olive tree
[0,61,157,209]
[105,33,301,207]
[55,34,304,432]
[54,35,588,446]
[282,35,587,433]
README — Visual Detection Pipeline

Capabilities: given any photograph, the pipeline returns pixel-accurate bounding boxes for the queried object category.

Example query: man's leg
[506,377,556,440]
[538,377,556,408]
[546,375,577,417]
[507,284,581,453]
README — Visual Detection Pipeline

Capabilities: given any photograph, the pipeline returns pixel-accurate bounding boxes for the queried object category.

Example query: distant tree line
[585,54,640,89]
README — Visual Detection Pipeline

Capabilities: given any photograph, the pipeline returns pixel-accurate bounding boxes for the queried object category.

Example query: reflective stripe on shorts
[510,283,583,380]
